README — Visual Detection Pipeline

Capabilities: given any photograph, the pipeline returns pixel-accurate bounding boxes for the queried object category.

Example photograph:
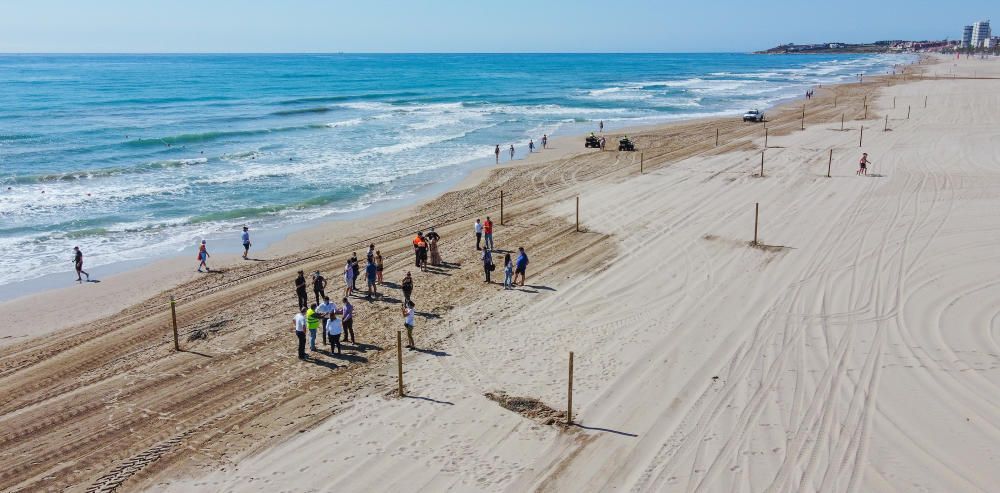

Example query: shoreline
[0,56,913,347]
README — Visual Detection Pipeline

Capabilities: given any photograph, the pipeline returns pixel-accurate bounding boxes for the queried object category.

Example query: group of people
[411,228,442,272]
[343,245,383,299]
[493,134,550,163]
[474,216,529,289]
[292,294,356,359]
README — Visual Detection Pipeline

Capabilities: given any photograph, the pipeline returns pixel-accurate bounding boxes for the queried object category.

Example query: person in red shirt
[483,216,494,250]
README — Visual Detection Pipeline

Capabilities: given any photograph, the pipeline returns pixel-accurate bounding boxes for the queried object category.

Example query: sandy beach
[2,54,999,492]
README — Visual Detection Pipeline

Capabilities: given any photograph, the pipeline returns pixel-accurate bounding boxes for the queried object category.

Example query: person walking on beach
[343,260,355,297]
[509,144,515,161]
[295,270,309,310]
[401,271,414,304]
[402,300,416,349]
[375,250,384,285]
[503,253,513,290]
[341,297,355,344]
[474,219,483,250]
[514,247,529,286]
[241,226,251,260]
[599,136,606,151]
[426,227,442,266]
[196,240,210,272]
[529,139,535,153]
[312,271,327,305]
[72,246,90,282]
[316,295,336,346]
[482,248,494,283]
[349,252,360,292]
[857,152,871,176]
[495,145,500,164]
[365,259,378,299]
[483,216,495,250]
[293,307,307,360]
[306,303,321,351]
[326,311,343,355]
[542,134,548,149]
[599,120,604,133]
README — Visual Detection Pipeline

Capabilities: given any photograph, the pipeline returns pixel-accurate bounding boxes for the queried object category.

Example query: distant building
[972,20,991,48]
[963,25,974,47]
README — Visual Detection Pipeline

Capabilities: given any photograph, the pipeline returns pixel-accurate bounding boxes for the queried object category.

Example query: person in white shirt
[241,226,251,260]
[474,219,483,251]
[402,300,416,349]
[292,307,307,360]
[315,296,337,346]
[326,312,343,354]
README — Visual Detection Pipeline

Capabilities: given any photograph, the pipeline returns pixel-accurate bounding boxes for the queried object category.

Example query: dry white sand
[151,55,1000,492]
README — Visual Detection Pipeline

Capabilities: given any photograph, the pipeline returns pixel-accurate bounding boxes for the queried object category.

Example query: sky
[0,0,991,53]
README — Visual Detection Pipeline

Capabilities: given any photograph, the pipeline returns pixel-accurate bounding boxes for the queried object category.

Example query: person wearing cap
[241,226,251,259]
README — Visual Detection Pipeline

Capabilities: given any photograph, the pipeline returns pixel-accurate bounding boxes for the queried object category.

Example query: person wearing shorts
[375,250,384,285]
[72,246,90,282]
[241,226,251,259]
[514,247,529,286]
[402,300,416,349]
[857,152,871,176]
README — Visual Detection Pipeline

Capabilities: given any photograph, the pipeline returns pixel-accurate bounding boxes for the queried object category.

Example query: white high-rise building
[963,25,974,47]
[972,20,991,47]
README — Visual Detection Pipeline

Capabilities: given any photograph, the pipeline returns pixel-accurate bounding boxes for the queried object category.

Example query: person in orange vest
[483,216,495,250]
[412,232,428,271]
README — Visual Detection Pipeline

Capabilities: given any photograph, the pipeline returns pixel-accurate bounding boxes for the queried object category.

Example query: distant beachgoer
[402,300,416,349]
[72,246,90,282]
[514,247,529,286]
[295,270,308,310]
[542,134,548,149]
[316,295,336,345]
[495,145,500,164]
[503,253,513,290]
[483,216,494,250]
[241,226,251,259]
[426,227,442,266]
[475,219,483,250]
[375,250,384,284]
[413,232,428,271]
[509,144,515,160]
[857,152,871,176]
[312,271,327,305]
[340,297,355,344]
[482,248,494,283]
[306,303,320,351]
[197,240,210,272]
[326,311,343,354]
[349,252,360,291]
[366,259,378,298]
[293,307,307,360]
[599,120,604,132]
[401,271,414,304]
[529,139,535,153]
[343,260,355,297]
[599,136,606,151]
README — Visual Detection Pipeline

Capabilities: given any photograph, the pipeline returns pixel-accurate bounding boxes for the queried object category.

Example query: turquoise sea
[0,53,914,285]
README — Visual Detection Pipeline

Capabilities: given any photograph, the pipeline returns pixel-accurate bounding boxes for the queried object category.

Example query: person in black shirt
[312,271,326,305]
[294,270,308,310]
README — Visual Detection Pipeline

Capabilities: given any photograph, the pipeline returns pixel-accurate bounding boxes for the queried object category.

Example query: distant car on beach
[743,109,765,123]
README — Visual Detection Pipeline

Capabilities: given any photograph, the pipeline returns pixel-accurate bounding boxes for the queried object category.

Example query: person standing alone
[402,300,416,349]
[857,152,871,176]
[294,270,308,310]
[495,145,500,164]
[197,240,210,272]
[72,246,90,282]
[241,226,251,259]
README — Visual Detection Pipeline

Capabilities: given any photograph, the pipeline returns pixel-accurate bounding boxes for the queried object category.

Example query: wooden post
[864,105,868,120]
[893,96,896,109]
[907,105,911,119]
[884,114,888,131]
[575,196,579,232]
[170,295,179,351]
[764,127,768,148]
[924,95,927,108]
[759,150,765,177]
[715,128,719,147]
[859,126,864,147]
[827,149,833,178]
[397,330,404,397]
[834,95,837,108]
[841,113,845,131]
[567,351,574,425]
[500,190,504,226]
[864,95,867,107]
[801,106,805,130]
[640,152,644,174]
[753,203,759,246]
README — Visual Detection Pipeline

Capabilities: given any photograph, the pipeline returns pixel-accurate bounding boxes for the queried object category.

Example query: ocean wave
[122,125,319,148]
[275,91,423,106]
[270,106,336,116]
[6,157,209,184]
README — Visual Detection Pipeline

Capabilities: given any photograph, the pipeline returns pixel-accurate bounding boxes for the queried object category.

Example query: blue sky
[0,0,991,52]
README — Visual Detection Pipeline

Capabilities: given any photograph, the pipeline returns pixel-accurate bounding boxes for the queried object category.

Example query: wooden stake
[500,190,504,226]
[801,106,805,130]
[764,127,768,148]
[924,95,927,108]
[397,330,404,397]
[753,203,759,246]
[760,150,765,177]
[575,196,579,232]
[864,95,867,106]
[841,113,845,131]
[859,126,864,147]
[567,351,574,425]
[884,114,888,131]
[864,105,868,120]
[907,105,911,119]
[893,96,896,108]
[834,95,837,107]
[828,149,833,177]
[715,128,719,147]
[170,295,179,351]
[640,152,644,174]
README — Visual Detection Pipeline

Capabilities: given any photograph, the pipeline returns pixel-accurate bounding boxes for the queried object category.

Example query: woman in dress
[427,228,442,266]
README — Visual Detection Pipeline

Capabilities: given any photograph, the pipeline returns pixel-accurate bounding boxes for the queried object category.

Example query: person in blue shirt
[514,247,529,286]
[366,259,378,299]
[241,226,251,260]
